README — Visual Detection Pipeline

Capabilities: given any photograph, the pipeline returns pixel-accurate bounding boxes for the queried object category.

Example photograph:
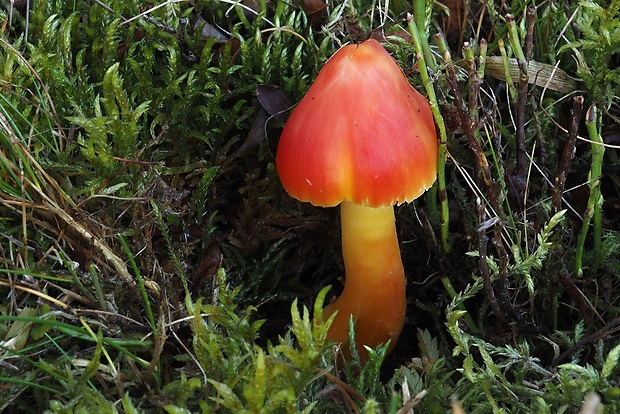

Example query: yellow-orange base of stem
[323,201,406,362]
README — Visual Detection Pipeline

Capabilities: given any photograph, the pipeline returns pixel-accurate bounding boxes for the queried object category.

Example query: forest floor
[1,0,619,413]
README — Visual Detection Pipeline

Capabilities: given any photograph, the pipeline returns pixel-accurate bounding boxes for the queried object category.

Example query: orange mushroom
[276,39,437,361]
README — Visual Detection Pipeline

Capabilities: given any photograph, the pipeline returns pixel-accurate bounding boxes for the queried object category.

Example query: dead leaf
[299,0,328,27]
[458,57,579,94]
[256,84,291,122]
[211,37,241,67]
[240,108,270,153]
[192,241,223,296]
[239,85,291,153]
[194,15,228,42]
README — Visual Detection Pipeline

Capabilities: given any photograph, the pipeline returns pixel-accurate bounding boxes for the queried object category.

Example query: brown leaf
[256,84,291,122]
[192,241,223,296]
[243,0,261,19]
[299,0,328,27]
[238,85,291,153]
[194,15,228,42]
[239,108,269,153]
[210,37,241,68]
[438,0,463,41]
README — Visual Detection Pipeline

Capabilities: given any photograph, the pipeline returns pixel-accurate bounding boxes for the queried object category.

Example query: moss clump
[1,0,620,412]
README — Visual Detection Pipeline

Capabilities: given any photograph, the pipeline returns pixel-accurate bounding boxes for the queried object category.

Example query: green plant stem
[506,14,530,180]
[0,377,59,394]
[441,276,479,334]
[119,234,156,334]
[476,40,488,80]
[412,0,436,72]
[506,15,527,76]
[587,109,604,252]
[433,33,486,334]
[407,16,451,254]
[576,105,605,277]
[498,39,518,103]
[89,264,108,312]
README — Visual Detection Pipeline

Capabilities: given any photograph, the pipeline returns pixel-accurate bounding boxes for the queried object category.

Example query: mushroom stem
[324,201,406,361]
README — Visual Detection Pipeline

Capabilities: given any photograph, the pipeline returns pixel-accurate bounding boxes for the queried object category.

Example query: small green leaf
[463,355,475,383]
[601,343,620,379]
[4,308,37,351]
[208,380,243,410]
[78,327,103,385]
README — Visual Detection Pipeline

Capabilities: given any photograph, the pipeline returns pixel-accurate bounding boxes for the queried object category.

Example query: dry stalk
[552,96,584,214]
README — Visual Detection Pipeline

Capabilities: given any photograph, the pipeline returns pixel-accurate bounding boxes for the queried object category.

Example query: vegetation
[0,0,619,412]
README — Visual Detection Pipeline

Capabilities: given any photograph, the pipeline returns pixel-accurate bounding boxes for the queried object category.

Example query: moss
[1,0,620,412]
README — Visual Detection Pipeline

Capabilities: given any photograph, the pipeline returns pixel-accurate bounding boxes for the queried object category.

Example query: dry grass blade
[457,56,579,94]
[0,111,160,295]
[484,56,578,94]
[0,279,69,310]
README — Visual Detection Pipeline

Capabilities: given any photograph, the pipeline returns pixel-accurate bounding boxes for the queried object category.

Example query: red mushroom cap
[276,39,438,208]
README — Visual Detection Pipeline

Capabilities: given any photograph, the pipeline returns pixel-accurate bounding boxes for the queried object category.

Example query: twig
[552,96,584,215]
[507,8,537,197]
[477,201,507,325]
[317,369,364,413]
[442,42,500,215]
[551,316,620,367]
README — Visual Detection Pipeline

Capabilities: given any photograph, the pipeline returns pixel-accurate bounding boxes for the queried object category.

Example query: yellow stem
[324,201,406,361]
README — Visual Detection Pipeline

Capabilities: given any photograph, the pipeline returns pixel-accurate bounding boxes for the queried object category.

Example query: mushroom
[276,39,438,361]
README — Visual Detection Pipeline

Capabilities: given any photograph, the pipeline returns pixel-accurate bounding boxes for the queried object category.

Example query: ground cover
[1,0,619,412]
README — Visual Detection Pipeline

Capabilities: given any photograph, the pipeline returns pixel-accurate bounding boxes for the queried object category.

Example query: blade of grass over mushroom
[410,21,479,335]
[407,15,451,255]
[412,0,436,73]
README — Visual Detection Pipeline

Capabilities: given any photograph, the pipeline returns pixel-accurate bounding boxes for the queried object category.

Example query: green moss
[1,0,620,412]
